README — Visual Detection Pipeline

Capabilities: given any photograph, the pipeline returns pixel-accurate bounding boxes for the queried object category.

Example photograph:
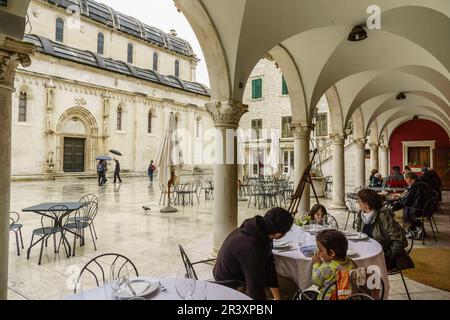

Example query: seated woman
[295,204,327,226]
[310,229,358,300]
[355,189,414,272]
[369,169,383,187]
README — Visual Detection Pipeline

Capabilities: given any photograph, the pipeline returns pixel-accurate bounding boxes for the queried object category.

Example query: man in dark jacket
[419,167,442,201]
[392,172,434,239]
[213,207,293,300]
[113,158,122,184]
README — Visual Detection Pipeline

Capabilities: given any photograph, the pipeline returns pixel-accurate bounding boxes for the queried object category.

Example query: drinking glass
[109,263,131,299]
[175,267,196,300]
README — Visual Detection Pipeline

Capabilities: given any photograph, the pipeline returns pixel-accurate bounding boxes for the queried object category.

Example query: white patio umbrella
[237,130,247,201]
[154,112,181,213]
[268,131,280,176]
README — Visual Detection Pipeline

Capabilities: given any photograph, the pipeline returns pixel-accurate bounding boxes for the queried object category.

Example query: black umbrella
[109,149,122,156]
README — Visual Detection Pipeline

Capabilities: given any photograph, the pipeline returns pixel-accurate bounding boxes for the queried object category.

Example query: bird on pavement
[142,206,151,215]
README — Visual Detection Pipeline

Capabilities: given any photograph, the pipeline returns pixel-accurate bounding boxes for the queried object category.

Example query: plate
[346,233,369,241]
[346,249,358,256]
[114,279,160,299]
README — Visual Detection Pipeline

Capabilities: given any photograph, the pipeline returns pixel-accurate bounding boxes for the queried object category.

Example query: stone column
[206,100,248,253]
[0,36,33,300]
[330,133,346,209]
[354,138,367,188]
[290,122,311,213]
[44,79,56,176]
[380,144,390,178]
[370,143,379,171]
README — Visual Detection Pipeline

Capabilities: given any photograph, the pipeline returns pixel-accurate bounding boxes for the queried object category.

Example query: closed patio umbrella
[268,131,280,175]
[154,112,181,213]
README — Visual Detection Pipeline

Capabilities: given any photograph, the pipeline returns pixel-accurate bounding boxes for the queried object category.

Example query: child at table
[311,229,358,300]
[294,204,327,227]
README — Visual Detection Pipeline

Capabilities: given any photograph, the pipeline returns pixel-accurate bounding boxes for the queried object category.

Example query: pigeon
[142,206,151,215]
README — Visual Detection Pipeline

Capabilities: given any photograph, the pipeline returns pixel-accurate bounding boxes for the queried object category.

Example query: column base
[160,205,178,213]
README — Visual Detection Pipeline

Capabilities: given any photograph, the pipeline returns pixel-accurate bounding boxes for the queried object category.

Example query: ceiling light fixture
[348,25,368,42]
[396,92,406,100]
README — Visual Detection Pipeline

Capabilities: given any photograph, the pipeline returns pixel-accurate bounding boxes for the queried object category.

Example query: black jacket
[114,159,120,172]
[213,216,278,300]
[393,181,434,214]
[419,171,442,201]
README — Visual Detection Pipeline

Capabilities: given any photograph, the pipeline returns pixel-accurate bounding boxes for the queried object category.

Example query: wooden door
[408,147,430,167]
[434,149,450,190]
[63,138,85,172]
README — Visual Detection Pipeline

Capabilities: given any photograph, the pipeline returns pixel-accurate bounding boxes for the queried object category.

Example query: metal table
[23,202,88,257]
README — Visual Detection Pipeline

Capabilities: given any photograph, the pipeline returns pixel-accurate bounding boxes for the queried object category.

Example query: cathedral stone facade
[12,0,212,178]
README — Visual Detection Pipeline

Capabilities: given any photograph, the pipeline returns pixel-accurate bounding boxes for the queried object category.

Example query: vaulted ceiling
[175,0,450,139]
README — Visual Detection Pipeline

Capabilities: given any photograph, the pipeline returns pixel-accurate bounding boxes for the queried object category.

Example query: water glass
[109,263,131,299]
[175,267,196,300]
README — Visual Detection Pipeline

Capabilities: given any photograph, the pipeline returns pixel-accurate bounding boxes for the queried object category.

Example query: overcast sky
[97,0,210,86]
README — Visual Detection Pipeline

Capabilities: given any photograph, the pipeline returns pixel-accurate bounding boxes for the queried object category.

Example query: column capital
[290,122,312,139]
[206,100,248,128]
[355,138,368,148]
[369,142,380,149]
[380,144,390,152]
[0,36,34,90]
[330,133,345,145]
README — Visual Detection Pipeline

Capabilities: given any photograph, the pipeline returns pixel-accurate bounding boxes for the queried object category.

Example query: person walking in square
[148,160,156,182]
[113,158,122,184]
[97,160,105,186]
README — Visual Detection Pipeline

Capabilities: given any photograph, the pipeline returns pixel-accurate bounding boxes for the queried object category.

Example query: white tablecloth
[64,278,251,300]
[273,226,390,299]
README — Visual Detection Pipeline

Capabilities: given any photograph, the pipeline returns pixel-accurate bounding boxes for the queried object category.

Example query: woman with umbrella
[97,160,105,186]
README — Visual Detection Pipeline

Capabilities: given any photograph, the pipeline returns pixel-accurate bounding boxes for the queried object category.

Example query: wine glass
[175,267,196,300]
[109,263,131,300]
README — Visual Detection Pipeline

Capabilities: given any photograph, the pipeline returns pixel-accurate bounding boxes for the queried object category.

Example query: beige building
[12,0,212,177]
[240,58,332,178]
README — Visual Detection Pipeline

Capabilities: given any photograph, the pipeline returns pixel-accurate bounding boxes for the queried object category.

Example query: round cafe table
[273,226,390,299]
[64,278,251,300]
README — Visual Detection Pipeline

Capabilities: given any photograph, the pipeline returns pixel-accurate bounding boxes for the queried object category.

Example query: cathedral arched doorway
[56,107,99,173]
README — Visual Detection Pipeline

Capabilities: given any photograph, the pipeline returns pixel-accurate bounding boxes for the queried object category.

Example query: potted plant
[310,168,326,197]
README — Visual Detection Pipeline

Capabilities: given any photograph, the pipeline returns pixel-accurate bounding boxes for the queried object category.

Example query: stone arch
[56,106,99,173]
[324,86,344,135]
[269,45,308,123]
[385,116,450,143]
[173,0,231,101]
[351,108,365,140]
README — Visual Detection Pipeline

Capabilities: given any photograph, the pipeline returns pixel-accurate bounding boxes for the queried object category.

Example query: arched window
[148,111,153,133]
[175,60,180,78]
[55,18,64,42]
[153,53,158,71]
[127,44,133,64]
[18,92,27,122]
[97,33,104,55]
[117,106,122,131]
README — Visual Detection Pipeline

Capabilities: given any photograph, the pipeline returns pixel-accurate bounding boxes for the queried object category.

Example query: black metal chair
[9,212,24,256]
[293,269,385,300]
[27,205,71,265]
[388,231,414,300]
[68,194,99,240]
[62,200,98,256]
[346,293,375,300]
[178,244,243,289]
[324,214,339,230]
[405,198,438,245]
[74,253,139,294]
[344,193,359,230]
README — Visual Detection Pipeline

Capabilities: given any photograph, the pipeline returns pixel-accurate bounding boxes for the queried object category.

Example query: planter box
[310,176,326,198]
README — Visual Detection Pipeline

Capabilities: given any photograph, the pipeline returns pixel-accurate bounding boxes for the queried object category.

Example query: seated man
[392,172,434,239]
[213,207,293,300]
[383,166,407,188]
